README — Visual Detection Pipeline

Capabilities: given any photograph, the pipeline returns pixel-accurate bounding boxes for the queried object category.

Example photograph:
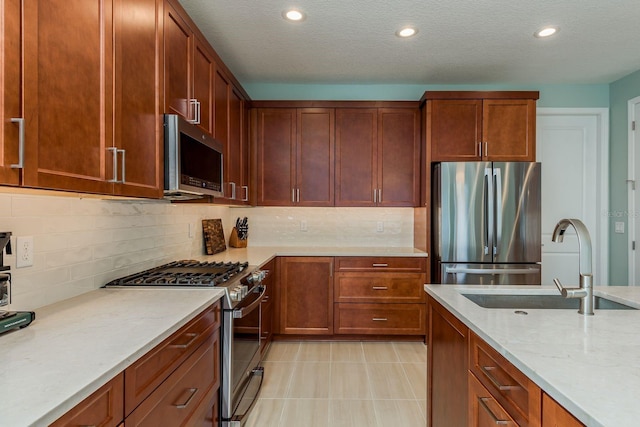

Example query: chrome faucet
[551,218,594,315]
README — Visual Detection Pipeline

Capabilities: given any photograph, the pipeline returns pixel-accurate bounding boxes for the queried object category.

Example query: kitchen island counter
[0,287,225,426]
[425,284,640,427]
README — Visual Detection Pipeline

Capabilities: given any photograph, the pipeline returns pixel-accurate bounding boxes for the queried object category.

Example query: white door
[537,109,609,286]
[628,97,640,285]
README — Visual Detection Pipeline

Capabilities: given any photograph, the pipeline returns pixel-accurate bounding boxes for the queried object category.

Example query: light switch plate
[615,221,625,234]
[376,221,384,232]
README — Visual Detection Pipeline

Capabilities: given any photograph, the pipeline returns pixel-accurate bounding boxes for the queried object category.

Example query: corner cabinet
[255,108,335,206]
[424,91,539,162]
[335,107,420,207]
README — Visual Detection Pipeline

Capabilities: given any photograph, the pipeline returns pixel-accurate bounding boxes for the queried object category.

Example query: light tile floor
[244,341,427,427]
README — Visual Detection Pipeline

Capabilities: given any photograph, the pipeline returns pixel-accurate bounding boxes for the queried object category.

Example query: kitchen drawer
[469,371,518,427]
[334,256,426,272]
[334,303,425,335]
[335,272,426,303]
[125,331,219,427]
[124,301,220,415]
[50,373,124,427]
[469,331,541,426]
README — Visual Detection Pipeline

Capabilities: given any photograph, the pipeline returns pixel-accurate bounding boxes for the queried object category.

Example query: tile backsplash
[1,191,414,310]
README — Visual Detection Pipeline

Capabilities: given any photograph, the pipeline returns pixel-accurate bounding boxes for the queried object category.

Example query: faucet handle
[553,278,569,297]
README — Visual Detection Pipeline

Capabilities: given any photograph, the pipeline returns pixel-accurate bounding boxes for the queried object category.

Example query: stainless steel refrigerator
[433,162,541,285]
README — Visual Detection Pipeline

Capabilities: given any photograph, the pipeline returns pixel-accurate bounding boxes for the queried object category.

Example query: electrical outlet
[188,223,195,238]
[300,220,308,232]
[16,236,34,268]
[376,221,384,232]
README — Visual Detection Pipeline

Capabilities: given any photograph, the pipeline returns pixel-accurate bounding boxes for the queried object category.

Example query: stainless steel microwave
[164,114,224,200]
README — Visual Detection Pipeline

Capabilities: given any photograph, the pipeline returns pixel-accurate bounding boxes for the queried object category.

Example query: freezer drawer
[440,263,541,285]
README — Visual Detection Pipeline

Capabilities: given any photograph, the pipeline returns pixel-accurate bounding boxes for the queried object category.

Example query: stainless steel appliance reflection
[433,162,542,284]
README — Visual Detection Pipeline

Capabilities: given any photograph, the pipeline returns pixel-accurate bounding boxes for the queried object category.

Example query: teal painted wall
[244,83,609,107]
[609,69,640,285]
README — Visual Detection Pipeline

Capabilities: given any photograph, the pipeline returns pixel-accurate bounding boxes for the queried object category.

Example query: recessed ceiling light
[396,27,418,38]
[283,9,305,22]
[534,26,559,38]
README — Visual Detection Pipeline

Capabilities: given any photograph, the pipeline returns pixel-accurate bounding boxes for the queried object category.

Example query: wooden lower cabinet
[51,302,221,427]
[428,296,586,427]
[278,256,334,335]
[50,373,124,427]
[125,331,219,426]
[542,393,584,427]
[469,372,517,427]
[334,302,425,335]
[427,295,469,427]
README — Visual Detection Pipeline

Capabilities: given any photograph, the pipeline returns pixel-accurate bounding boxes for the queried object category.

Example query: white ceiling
[178,0,640,86]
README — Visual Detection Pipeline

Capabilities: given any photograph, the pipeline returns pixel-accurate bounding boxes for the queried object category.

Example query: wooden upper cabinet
[335,108,378,206]
[336,107,420,206]
[425,91,539,162]
[113,0,163,198]
[256,108,296,205]
[256,107,334,206]
[22,0,114,194]
[193,38,214,135]
[163,0,193,120]
[296,108,335,206]
[377,108,420,206]
[0,0,22,186]
[227,87,244,202]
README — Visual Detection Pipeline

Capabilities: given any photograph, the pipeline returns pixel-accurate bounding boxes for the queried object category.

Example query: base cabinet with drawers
[426,295,585,427]
[50,301,221,427]
[334,257,427,335]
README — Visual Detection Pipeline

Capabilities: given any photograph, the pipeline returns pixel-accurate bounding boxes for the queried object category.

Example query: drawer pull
[372,286,388,290]
[372,317,388,321]
[372,263,388,267]
[174,387,198,409]
[481,366,520,391]
[169,332,199,349]
[478,397,514,425]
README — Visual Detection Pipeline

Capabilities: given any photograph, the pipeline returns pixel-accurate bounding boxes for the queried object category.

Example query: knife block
[229,227,247,248]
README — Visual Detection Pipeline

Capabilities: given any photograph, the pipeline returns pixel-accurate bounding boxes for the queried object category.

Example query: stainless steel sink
[462,293,638,310]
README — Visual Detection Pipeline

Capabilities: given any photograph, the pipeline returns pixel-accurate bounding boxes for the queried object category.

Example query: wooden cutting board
[202,219,226,255]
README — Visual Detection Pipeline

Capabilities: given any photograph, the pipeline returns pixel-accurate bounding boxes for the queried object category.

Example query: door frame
[537,107,609,285]
[627,96,640,285]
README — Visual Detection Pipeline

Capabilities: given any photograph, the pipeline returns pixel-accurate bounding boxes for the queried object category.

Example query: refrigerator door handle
[493,167,502,256]
[445,267,540,275]
[484,168,494,256]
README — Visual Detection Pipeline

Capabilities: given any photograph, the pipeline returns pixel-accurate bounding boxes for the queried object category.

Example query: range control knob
[229,289,239,301]
[247,270,267,284]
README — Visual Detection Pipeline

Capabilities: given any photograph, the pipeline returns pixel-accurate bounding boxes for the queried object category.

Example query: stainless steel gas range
[104,260,268,426]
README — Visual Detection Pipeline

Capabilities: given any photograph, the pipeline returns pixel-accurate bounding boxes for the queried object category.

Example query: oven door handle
[233,286,266,319]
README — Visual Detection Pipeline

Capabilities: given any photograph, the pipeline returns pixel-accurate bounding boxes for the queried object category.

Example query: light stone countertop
[0,246,425,426]
[197,245,428,267]
[0,287,225,427]
[424,284,640,427]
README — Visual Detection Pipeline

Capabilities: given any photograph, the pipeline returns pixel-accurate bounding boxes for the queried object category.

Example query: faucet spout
[551,218,594,315]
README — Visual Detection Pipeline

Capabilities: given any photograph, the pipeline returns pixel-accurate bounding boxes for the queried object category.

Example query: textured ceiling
[178,0,640,86]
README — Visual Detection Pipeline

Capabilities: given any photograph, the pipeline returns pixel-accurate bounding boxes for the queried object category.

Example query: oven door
[222,285,266,426]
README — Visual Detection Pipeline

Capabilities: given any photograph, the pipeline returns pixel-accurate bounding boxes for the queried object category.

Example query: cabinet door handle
[174,387,198,409]
[372,263,388,268]
[484,141,488,157]
[372,317,387,321]
[188,99,201,124]
[377,188,382,204]
[372,286,388,290]
[230,182,237,200]
[10,118,24,169]
[107,147,118,183]
[242,185,249,202]
[118,149,126,183]
[477,141,482,158]
[296,188,300,203]
[478,397,514,425]
[292,188,296,203]
[373,189,377,203]
[480,365,519,391]
[169,332,199,349]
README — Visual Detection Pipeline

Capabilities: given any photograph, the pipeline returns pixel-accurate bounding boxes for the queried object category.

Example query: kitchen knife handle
[10,118,24,169]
